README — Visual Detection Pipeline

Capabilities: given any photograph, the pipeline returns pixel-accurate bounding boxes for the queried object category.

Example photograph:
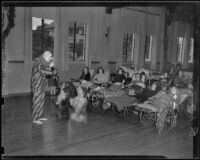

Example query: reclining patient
[136,81,176,113]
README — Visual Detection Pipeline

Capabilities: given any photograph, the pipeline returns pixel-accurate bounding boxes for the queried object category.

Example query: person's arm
[92,74,98,83]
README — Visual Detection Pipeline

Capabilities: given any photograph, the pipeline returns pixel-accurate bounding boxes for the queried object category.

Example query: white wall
[3,6,165,96]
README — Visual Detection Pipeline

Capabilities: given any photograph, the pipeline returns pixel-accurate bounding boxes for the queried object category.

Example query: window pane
[32,17,54,61]
[68,21,87,62]
[122,34,128,62]
[144,35,151,61]
[122,33,136,62]
[188,38,193,63]
[177,37,184,63]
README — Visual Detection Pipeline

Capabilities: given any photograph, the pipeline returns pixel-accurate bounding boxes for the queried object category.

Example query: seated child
[92,67,109,87]
[80,66,91,82]
[113,68,126,84]
[69,85,87,123]
[173,70,189,88]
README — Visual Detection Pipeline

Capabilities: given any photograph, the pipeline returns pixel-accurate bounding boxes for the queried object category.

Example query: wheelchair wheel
[124,106,140,125]
[140,111,155,127]
[88,91,105,113]
[157,108,176,135]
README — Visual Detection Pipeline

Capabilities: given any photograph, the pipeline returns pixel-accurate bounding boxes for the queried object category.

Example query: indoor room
[2,2,200,159]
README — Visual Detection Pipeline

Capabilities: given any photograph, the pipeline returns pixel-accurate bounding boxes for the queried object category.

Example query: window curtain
[54,7,68,71]
[182,23,192,69]
[24,7,32,72]
[137,13,146,69]
[150,16,160,70]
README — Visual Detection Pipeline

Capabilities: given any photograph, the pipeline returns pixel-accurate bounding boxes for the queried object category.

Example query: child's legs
[50,86,53,96]
[53,86,56,95]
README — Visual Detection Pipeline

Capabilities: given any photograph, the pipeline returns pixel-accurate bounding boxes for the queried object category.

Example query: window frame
[144,35,154,62]
[176,36,185,64]
[188,37,194,63]
[122,33,136,62]
[32,16,55,61]
[67,21,88,63]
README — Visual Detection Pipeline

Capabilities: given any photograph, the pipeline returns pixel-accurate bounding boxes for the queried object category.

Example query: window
[32,17,54,60]
[68,21,87,62]
[122,33,136,62]
[188,38,194,63]
[144,35,154,62]
[176,37,185,63]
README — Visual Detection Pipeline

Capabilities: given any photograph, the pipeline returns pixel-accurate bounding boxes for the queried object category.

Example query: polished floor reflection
[2,94,193,158]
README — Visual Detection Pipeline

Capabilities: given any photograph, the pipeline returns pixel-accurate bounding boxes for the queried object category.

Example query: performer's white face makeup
[43,51,53,62]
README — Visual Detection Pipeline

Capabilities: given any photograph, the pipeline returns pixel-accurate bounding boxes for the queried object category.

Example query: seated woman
[79,66,91,82]
[173,70,189,88]
[113,68,126,84]
[92,67,109,87]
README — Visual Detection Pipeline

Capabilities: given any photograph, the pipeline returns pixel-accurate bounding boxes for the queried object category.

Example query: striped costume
[31,56,51,121]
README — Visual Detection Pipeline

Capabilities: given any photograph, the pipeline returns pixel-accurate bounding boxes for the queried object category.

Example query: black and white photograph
[2,1,200,159]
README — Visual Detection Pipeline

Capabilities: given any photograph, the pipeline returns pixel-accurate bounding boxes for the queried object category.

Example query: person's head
[97,67,104,74]
[178,70,183,78]
[163,72,168,78]
[169,64,175,73]
[118,68,124,75]
[176,65,181,73]
[83,67,89,75]
[170,86,178,95]
[135,73,140,81]
[60,82,66,89]
[151,83,157,91]
[52,68,57,75]
[140,72,146,83]
[43,51,53,63]
[161,80,168,91]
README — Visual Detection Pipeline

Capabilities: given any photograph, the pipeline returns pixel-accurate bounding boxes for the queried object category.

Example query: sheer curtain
[24,7,32,72]
[54,7,68,71]
[182,23,192,69]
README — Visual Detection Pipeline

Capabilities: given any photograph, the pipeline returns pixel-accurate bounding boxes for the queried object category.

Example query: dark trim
[91,61,100,64]
[8,60,24,63]
[157,62,160,64]
[124,7,160,16]
[3,92,32,98]
[108,61,117,64]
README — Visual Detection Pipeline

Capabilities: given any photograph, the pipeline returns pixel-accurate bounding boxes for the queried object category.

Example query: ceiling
[106,3,198,25]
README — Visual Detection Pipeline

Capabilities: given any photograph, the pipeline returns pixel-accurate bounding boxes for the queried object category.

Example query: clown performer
[31,51,54,125]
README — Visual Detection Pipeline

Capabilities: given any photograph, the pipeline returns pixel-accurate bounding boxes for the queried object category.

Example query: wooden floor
[2,94,193,158]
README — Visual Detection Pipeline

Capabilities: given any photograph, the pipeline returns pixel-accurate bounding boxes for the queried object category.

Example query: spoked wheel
[124,106,140,125]
[180,96,193,120]
[88,91,105,113]
[157,108,176,135]
[140,111,155,127]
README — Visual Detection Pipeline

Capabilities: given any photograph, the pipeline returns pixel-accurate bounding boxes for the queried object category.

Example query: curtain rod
[123,7,160,16]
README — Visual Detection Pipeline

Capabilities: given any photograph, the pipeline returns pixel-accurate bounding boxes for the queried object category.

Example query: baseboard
[3,91,51,98]
[3,92,32,98]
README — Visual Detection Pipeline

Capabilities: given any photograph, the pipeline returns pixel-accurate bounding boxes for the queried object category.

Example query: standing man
[31,51,54,124]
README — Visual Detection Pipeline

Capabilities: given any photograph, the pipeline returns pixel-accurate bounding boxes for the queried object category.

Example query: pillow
[120,66,135,78]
